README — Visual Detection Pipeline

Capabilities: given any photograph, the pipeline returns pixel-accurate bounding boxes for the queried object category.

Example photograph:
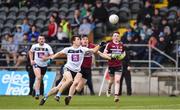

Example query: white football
[109,14,119,24]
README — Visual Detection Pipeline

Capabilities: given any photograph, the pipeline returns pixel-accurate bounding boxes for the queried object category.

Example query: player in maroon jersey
[75,35,96,95]
[103,31,125,102]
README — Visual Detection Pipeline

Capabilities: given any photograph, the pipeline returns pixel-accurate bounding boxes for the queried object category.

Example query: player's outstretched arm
[97,51,111,60]
[51,51,64,60]
[89,42,107,53]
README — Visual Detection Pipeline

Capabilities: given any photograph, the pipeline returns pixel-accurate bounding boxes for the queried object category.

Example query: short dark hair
[71,35,81,43]
[113,31,120,35]
[51,15,56,19]
[38,34,45,38]
[81,34,88,38]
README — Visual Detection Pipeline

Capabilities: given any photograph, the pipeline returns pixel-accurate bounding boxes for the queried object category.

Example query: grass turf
[0,95,180,109]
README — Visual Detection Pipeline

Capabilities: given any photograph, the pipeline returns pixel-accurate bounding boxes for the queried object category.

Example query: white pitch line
[121,103,180,109]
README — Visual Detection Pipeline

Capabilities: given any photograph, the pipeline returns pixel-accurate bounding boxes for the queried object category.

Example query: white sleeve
[30,44,35,52]
[47,45,54,55]
[60,47,69,55]
[82,47,90,53]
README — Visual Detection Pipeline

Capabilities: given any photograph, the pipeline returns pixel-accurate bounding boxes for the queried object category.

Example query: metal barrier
[0,42,179,95]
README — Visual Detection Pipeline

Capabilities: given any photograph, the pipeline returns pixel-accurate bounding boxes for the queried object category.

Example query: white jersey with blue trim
[60,46,89,72]
[30,43,53,67]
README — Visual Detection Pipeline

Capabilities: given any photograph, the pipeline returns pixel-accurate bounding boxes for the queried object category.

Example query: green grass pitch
[0,95,180,109]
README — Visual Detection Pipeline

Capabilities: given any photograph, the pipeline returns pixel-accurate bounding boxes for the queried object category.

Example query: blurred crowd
[0,0,179,71]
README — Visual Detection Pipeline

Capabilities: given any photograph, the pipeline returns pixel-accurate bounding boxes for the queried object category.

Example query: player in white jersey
[29,35,53,99]
[39,35,110,105]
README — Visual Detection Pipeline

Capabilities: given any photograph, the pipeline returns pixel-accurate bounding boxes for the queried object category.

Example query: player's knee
[109,80,114,84]
[73,82,79,87]
[115,79,120,84]
[66,79,73,84]
[76,88,81,92]
[36,77,41,81]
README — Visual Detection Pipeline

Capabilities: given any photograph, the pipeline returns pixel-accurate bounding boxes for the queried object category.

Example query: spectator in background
[14,33,30,69]
[0,35,9,68]
[47,15,58,42]
[152,8,161,27]
[162,26,173,54]
[75,0,95,5]
[151,35,167,73]
[159,18,169,32]
[57,26,69,43]
[122,26,136,44]
[52,11,61,25]
[148,35,158,48]
[139,24,153,43]
[6,35,18,66]
[21,18,30,34]
[168,0,180,7]
[109,0,121,8]
[85,9,93,22]
[1,34,9,52]
[137,0,154,26]
[71,9,81,35]
[60,16,72,40]
[133,23,141,36]
[28,25,39,42]
[72,9,81,27]
[79,17,92,36]
[93,0,108,23]
[129,36,147,60]
[13,26,24,44]
[80,2,92,18]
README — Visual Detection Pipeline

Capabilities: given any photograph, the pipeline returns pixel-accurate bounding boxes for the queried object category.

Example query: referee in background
[119,51,132,96]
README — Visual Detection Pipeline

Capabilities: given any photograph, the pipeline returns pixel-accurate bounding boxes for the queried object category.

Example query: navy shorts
[63,67,78,79]
[108,66,122,77]
[80,67,91,80]
[33,64,47,75]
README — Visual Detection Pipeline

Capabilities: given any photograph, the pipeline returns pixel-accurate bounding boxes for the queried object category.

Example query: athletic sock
[56,92,62,97]
[44,94,48,100]
[35,90,40,96]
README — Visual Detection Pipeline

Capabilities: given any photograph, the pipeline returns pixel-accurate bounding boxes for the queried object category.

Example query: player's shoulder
[44,43,51,47]
[106,41,114,47]
[62,46,72,51]
[32,43,39,47]
[88,43,96,48]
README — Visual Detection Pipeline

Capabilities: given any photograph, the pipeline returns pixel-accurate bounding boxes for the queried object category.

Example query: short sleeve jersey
[60,46,89,72]
[104,41,124,67]
[30,43,54,67]
[81,43,96,68]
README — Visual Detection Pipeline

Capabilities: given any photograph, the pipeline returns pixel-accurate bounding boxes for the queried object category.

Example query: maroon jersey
[104,41,124,67]
[81,43,96,68]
